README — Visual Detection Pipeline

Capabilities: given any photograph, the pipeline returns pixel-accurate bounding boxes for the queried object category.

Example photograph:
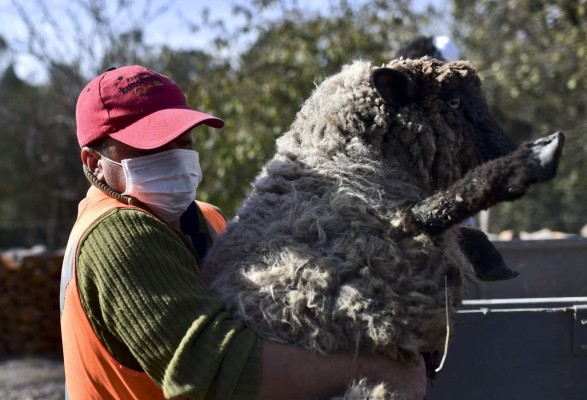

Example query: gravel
[0,357,65,400]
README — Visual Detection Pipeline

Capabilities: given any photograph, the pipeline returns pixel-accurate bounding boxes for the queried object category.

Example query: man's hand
[360,353,427,400]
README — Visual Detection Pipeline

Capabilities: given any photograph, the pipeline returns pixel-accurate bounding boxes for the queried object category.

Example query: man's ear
[81,147,104,180]
[371,68,417,108]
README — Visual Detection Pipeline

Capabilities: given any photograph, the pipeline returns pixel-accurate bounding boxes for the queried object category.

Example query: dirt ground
[0,357,65,400]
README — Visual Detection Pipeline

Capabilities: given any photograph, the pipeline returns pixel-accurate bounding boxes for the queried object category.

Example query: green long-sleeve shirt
[76,206,261,399]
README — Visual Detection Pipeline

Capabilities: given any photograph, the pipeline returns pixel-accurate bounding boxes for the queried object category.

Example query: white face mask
[101,149,203,223]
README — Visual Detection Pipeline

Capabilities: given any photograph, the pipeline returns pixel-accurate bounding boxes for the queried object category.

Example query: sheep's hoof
[459,226,519,281]
[476,262,519,281]
[529,131,565,181]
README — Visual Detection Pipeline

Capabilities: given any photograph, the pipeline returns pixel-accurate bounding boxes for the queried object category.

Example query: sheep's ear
[371,68,417,107]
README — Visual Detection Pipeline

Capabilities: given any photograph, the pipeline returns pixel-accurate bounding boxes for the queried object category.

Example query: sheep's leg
[459,226,518,280]
[405,131,564,235]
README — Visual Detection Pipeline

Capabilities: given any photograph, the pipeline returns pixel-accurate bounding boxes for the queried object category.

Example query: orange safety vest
[60,186,226,399]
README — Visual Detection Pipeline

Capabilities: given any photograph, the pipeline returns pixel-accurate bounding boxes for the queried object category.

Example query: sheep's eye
[448,98,461,109]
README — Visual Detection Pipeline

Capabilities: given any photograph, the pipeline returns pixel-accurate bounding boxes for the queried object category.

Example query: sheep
[202,57,564,399]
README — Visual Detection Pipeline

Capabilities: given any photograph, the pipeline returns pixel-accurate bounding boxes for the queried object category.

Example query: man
[60,65,426,399]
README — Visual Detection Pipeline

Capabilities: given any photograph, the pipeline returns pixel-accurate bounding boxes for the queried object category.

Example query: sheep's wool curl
[205,59,478,367]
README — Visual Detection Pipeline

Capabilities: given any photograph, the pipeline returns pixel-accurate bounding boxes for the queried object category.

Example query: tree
[0,0,444,247]
[0,0,167,247]
[452,0,587,233]
[182,0,440,214]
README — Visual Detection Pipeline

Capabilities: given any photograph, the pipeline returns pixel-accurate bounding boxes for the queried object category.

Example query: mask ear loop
[98,153,122,166]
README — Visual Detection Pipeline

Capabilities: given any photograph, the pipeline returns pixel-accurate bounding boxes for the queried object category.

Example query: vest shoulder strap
[196,200,227,242]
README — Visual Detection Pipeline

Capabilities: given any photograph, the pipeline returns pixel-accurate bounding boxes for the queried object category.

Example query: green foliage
[0,0,171,248]
[4,0,583,247]
[452,0,587,233]
[1,0,440,248]
[181,0,435,215]
[0,64,84,247]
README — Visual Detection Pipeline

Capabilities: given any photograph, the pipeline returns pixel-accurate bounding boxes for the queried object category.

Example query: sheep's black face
[439,86,517,165]
[373,61,517,190]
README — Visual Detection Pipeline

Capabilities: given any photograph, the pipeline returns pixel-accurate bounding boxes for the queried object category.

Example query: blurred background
[0,0,585,249]
[0,2,586,396]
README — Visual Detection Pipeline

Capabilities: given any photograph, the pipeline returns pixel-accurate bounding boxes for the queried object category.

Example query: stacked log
[0,247,64,356]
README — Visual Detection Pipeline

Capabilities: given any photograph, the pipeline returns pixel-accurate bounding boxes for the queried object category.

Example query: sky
[0,0,444,84]
[0,0,240,82]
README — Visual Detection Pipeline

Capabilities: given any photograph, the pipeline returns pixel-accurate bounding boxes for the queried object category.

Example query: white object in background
[434,36,461,61]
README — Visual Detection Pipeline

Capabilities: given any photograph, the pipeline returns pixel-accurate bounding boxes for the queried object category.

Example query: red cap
[76,65,224,149]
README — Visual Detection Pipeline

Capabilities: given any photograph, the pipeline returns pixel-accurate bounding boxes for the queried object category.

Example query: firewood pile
[0,246,64,356]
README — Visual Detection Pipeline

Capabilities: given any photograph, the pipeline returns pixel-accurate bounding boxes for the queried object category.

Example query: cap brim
[109,106,224,150]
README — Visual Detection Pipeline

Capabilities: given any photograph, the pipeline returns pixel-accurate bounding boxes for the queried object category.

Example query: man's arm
[257,341,426,400]
[78,209,261,399]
